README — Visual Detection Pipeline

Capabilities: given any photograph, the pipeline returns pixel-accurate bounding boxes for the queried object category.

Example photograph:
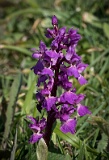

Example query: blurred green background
[0,0,109,159]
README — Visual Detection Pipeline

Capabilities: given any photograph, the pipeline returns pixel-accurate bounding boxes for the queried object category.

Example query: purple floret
[77,104,91,116]
[52,15,58,26]
[28,116,47,143]
[60,91,78,105]
[60,118,77,134]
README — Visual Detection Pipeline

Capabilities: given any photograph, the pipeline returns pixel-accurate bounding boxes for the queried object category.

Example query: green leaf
[90,49,109,67]
[25,0,38,8]
[22,76,36,114]
[10,129,17,160]
[76,84,88,94]
[82,12,102,28]
[92,129,100,148]
[103,23,109,39]
[2,73,22,149]
[64,154,72,160]
[48,152,65,160]
[99,57,109,75]
[36,138,48,160]
[97,133,108,152]
[89,116,109,137]
[78,142,85,160]
[0,44,31,56]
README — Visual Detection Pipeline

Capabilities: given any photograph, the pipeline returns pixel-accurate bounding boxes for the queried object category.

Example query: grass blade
[2,73,22,149]
[10,129,17,160]
[0,45,31,56]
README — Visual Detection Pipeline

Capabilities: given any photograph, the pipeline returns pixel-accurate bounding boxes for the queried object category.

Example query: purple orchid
[42,96,57,111]
[28,116,46,143]
[28,15,91,146]
[77,104,91,116]
[60,118,77,134]
[56,104,75,122]
[59,91,78,105]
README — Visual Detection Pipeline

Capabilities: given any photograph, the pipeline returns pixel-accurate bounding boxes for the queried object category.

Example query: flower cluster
[28,15,91,145]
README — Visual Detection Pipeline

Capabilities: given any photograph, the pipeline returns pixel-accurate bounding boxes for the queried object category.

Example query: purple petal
[29,124,40,131]
[71,53,81,63]
[39,118,47,130]
[68,28,77,35]
[40,88,50,95]
[70,34,81,44]
[59,104,74,122]
[36,92,44,102]
[29,133,43,144]
[77,104,91,116]
[77,63,88,73]
[45,50,59,58]
[31,60,44,74]
[51,40,58,50]
[47,77,54,91]
[32,52,41,59]
[27,116,46,132]
[74,94,85,103]
[65,52,72,61]
[39,41,46,53]
[69,29,81,44]
[27,116,37,124]
[59,27,66,36]
[62,81,72,90]
[37,75,47,87]
[43,97,57,111]
[62,35,69,45]
[58,72,72,90]
[60,118,77,134]
[60,91,78,104]
[46,28,55,38]
[41,68,54,77]
[65,46,75,61]
[78,75,87,85]
[52,15,58,26]
[60,114,70,121]
[51,56,58,65]
[67,66,80,78]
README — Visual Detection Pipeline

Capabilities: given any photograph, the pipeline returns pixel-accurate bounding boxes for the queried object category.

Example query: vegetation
[0,0,109,159]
